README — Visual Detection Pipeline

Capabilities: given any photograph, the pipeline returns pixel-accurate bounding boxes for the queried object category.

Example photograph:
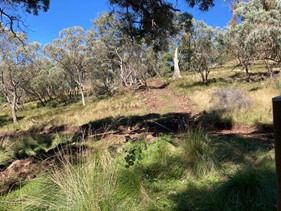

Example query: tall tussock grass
[47,149,150,211]
[179,127,219,177]
[208,166,276,211]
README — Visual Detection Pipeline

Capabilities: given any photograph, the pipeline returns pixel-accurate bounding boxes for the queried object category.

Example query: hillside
[0,66,278,210]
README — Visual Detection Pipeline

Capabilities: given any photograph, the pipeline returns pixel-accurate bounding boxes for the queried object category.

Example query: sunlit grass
[173,64,279,125]
[0,92,146,134]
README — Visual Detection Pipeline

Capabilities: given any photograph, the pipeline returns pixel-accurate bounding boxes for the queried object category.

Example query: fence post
[272,96,281,211]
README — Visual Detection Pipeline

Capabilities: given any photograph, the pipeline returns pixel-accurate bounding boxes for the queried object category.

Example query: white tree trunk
[76,80,85,106]
[11,92,18,124]
[172,47,182,79]
[80,86,85,106]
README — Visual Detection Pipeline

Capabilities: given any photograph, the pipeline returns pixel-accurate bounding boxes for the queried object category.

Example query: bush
[210,87,251,112]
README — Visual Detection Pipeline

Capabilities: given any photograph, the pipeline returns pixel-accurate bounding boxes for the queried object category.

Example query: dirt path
[138,79,273,143]
[138,80,191,114]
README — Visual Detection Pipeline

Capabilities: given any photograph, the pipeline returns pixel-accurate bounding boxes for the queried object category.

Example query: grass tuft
[179,127,219,177]
[210,166,276,211]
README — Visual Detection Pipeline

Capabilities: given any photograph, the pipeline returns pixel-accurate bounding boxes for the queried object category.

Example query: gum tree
[43,26,90,106]
[235,0,281,76]
[190,20,224,84]
[0,32,40,124]
[87,12,161,90]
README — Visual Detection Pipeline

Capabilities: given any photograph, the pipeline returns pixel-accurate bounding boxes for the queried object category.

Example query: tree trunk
[200,71,206,84]
[204,68,210,85]
[79,85,85,106]
[11,93,18,124]
[172,47,182,79]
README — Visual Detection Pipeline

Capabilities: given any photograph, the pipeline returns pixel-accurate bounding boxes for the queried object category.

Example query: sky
[22,0,232,44]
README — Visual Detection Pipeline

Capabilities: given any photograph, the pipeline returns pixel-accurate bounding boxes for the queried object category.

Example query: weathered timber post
[272,96,281,211]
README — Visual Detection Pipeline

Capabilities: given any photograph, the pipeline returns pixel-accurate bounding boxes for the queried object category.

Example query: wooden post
[272,96,281,211]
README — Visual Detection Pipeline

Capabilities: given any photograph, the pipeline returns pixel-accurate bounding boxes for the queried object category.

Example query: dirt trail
[138,79,273,143]
[139,80,191,114]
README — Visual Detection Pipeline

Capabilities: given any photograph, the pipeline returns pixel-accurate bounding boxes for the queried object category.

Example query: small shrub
[124,140,147,168]
[210,87,251,112]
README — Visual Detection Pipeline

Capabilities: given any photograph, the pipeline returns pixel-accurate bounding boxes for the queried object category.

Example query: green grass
[0,130,276,210]
[209,166,276,211]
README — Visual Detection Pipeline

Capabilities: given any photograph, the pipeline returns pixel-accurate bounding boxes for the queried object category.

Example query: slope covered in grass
[0,67,278,210]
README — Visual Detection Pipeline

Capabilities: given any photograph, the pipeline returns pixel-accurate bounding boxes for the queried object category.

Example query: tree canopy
[109,0,213,50]
[0,0,49,33]
[0,0,214,38]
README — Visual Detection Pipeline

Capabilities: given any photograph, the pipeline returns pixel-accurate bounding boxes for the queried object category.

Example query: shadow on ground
[0,115,24,127]
[169,166,276,211]
[74,112,192,141]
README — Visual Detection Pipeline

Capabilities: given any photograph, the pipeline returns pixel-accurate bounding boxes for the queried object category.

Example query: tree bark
[11,92,18,124]
[79,85,85,106]
[172,47,182,79]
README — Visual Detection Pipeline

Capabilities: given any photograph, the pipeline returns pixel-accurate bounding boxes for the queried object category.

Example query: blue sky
[23,0,232,44]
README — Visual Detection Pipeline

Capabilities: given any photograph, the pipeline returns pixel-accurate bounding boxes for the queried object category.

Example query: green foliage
[227,0,281,75]
[190,20,225,84]
[124,139,147,167]
[109,0,214,46]
[134,136,185,180]
[160,52,174,76]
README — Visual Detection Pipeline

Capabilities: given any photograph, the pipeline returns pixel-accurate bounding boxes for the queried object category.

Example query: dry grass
[0,63,279,133]
[0,92,146,134]
[173,64,279,125]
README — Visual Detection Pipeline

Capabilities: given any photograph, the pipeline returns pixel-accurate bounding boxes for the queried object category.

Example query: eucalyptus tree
[224,19,256,77]
[43,26,90,106]
[23,57,70,106]
[88,12,160,90]
[233,0,281,76]
[109,0,214,52]
[171,12,193,79]
[86,13,122,92]
[0,32,40,124]
[190,20,224,84]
